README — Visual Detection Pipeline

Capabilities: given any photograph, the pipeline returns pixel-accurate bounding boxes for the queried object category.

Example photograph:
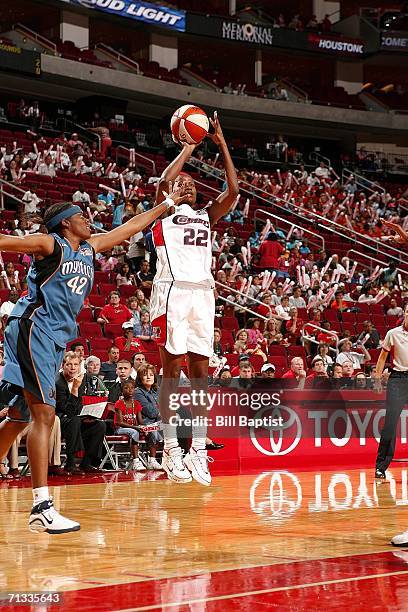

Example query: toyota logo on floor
[250,405,302,456]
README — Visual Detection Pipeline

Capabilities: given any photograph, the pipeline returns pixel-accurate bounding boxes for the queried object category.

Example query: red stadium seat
[119,285,137,299]
[220,317,239,331]
[104,323,124,339]
[89,294,106,308]
[77,309,94,322]
[249,354,265,373]
[90,337,113,352]
[98,283,117,295]
[79,322,103,342]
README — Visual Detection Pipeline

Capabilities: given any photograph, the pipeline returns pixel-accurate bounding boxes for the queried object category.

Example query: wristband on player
[163,197,175,210]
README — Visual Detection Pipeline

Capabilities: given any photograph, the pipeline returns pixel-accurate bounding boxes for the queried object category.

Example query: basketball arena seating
[0,122,404,374]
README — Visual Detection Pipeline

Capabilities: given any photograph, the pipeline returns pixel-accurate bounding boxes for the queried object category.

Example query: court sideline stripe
[118,569,408,611]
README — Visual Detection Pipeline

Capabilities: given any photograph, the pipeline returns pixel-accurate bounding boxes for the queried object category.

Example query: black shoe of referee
[375,469,386,479]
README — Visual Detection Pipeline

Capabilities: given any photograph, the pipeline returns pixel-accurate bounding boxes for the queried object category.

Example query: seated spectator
[271,285,284,306]
[127,295,141,324]
[340,360,355,388]
[135,288,150,310]
[131,352,146,379]
[336,339,370,369]
[260,363,276,378]
[246,318,265,347]
[289,287,306,309]
[331,291,347,312]
[282,357,306,389]
[214,367,232,386]
[134,363,163,470]
[70,340,86,374]
[264,318,283,345]
[305,356,329,388]
[72,183,91,206]
[285,307,304,345]
[136,260,153,287]
[116,262,136,287]
[354,372,371,389]
[357,321,380,349]
[387,299,403,317]
[316,320,338,347]
[100,346,120,386]
[316,343,334,370]
[230,361,254,388]
[115,321,144,352]
[108,359,133,403]
[133,310,153,341]
[38,154,56,178]
[56,351,106,474]
[83,355,108,396]
[275,295,291,320]
[114,379,146,472]
[0,288,20,322]
[97,290,133,325]
[213,328,223,356]
[0,262,22,292]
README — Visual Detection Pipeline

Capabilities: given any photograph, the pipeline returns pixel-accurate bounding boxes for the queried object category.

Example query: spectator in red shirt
[113,379,145,472]
[285,307,304,345]
[256,292,275,318]
[97,291,133,326]
[114,321,144,353]
[330,290,347,312]
[258,233,284,270]
[282,357,306,389]
[316,320,338,346]
[305,356,329,388]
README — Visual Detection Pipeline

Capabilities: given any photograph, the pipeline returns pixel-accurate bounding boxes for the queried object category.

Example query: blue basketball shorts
[1,318,65,409]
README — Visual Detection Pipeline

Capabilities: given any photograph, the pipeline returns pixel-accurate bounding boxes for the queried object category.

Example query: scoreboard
[0,43,41,77]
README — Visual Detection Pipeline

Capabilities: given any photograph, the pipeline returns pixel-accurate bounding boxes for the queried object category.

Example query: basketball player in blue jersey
[152,112,239,486]
[0,193,182,534]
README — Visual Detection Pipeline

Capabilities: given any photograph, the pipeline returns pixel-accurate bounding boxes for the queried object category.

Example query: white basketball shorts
[150,283,215,358]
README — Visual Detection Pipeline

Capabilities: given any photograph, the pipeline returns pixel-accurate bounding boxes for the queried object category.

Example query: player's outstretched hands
[208,111,225,146]
[163,182,184,207]
[381,219,408,244]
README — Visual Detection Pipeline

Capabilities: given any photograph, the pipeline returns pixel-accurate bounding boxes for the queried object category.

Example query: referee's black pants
[376,371,408,472]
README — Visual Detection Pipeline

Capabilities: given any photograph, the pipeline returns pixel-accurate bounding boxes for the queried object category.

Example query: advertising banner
[186,14,365,56]
[60,0,186,32]
[380,30,408,51]
[169,386,403,473]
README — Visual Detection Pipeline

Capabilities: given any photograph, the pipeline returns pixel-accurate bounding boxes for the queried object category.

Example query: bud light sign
[65,0,186,32]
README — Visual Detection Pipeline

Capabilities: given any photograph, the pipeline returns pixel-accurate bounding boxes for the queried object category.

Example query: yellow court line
[118,569,408,611]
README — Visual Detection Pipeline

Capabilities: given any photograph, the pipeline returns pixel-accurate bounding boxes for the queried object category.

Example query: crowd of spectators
[0,117,406,478]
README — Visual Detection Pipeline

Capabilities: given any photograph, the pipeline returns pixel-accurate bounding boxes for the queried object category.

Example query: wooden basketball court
[1,466,408,610]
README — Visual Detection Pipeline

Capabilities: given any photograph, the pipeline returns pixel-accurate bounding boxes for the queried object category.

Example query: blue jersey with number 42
[10,234,94,347]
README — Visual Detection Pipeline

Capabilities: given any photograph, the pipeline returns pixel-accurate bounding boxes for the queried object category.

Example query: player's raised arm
[156,142,196,205]
[382,219,408,245]
[89,187,183,254]
[0,233,54,256]
[206,112,239,226]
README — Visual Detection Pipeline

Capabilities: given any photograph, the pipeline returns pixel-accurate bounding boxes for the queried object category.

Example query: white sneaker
[147,457,163,471]
[162,447,192,483]
[184,448,213,487]
[391,530,408,546]
[29,499,80,534]
[132,458,146,472]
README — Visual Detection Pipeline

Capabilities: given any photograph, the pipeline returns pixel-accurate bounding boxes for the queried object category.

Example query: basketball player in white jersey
[151,112,239,485]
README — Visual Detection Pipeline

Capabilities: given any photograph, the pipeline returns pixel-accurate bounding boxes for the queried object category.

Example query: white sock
[32,487,49,506]
[191,424,207,451]
[162,423,179,450]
